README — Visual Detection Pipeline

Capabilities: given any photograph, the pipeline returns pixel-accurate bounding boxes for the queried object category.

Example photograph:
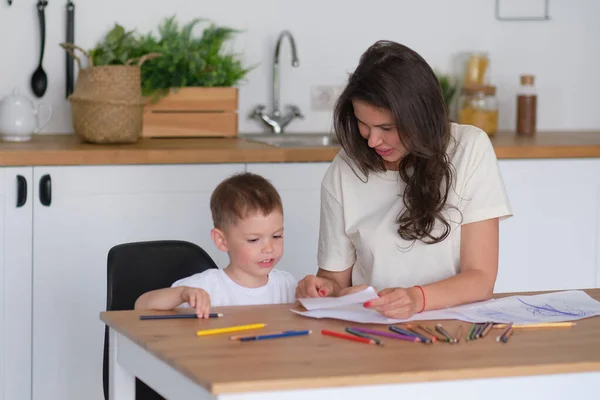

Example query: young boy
[134,172,297,318]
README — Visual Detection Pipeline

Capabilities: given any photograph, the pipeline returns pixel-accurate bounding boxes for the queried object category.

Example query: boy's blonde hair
[210,172,283,230]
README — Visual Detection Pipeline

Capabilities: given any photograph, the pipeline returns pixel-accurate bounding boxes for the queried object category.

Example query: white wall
[1,0,598,135]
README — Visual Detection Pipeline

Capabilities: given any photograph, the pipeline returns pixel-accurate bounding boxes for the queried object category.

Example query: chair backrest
[102,240,218,400]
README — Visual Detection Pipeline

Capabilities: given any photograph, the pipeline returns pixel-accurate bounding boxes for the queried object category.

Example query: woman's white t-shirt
[318,123,512,290]
[171,268,297,307]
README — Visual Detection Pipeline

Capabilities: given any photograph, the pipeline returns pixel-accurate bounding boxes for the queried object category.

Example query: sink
[242,133,340,148]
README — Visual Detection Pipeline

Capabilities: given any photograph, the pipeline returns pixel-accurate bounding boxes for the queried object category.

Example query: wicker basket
[60,43,160,144]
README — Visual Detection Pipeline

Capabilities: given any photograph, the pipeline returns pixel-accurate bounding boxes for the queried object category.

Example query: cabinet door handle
[39,174,52,206]
[16,175,27,207]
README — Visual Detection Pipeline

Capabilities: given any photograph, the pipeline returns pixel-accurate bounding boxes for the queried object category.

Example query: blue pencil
[140,313,223,320]
[239,330,312,342]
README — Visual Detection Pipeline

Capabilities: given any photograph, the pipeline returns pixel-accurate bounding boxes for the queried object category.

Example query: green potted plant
[436,73,458,114]
[89,17,252,138]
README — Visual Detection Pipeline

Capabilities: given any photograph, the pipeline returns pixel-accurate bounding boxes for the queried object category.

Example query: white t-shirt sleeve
[170,270,216,308]
[459,129,513,225]
[317,158,356,272]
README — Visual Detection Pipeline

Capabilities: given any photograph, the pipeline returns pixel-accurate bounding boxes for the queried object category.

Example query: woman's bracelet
[414,285,426,313]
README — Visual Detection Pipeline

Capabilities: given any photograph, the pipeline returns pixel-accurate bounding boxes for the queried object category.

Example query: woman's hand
[363,287,423,319]
[180,287,211,318]
[295,275,336,298]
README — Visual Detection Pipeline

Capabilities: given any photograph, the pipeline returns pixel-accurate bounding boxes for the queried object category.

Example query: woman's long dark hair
[334,40,454,244]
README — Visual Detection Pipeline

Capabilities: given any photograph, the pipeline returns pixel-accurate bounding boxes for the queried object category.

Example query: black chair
[102,240,218,400]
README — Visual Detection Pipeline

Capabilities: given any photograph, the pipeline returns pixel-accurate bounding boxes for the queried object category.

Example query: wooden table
[100,289,600,400]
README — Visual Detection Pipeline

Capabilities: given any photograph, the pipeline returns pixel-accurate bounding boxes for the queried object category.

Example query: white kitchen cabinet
[495,158,600,293]
[0,167,33,400]
[245,163,331,280]
[31,164,243,400]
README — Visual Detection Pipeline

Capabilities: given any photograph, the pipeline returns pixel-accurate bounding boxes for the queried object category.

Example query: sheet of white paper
[291,304,461,324]
[449,290,600,324]
[296,286,379,311]
[292,289,600,325]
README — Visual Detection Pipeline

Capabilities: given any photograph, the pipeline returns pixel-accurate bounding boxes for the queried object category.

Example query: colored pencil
[480,322,493,338]
[420,325,447,342]
[345,328,382,345]
[455,325,463,342]
[435,323,456,343]
[140,313,223,320]
[350,327,422,343]
[501,327,514,343]
[230,330,289,340]
[465,324,476,341]
[406,324,437,342]
[389,326,431,343]
[196,323,266,337]
[493,322,576,329]
[496,322,513,342]
[321,329,377,345]
[239,330,312,342]
[472,323,485,339]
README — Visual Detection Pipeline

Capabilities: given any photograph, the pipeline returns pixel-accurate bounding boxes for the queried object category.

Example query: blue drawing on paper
[515,298,592,318]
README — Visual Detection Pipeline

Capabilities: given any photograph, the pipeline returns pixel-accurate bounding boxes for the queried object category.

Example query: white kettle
[0,88,52,142]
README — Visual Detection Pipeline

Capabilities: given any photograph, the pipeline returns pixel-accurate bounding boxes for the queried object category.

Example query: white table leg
[109,328,135,400]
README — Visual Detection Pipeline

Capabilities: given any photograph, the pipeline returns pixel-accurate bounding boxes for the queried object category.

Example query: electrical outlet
[310,85,345,111]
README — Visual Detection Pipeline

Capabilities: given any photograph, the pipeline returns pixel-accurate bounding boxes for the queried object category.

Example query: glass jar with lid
[463,52,490,86]
[458,84,499,137]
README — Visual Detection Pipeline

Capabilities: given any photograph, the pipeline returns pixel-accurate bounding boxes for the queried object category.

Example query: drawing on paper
[516,298,592,318]
[464,296,595,323]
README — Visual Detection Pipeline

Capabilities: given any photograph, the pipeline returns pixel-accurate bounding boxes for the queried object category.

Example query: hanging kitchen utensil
[31,0,48,98]
[66,0,75,98]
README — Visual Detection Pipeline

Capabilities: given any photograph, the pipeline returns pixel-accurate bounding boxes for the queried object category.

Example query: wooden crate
[142,87,238,138]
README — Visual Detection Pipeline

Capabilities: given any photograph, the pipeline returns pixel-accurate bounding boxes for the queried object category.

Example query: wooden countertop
[101,288,600,395]
[1,130,600,166]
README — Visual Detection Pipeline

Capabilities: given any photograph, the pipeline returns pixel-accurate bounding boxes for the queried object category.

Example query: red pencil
[321,329,376,345]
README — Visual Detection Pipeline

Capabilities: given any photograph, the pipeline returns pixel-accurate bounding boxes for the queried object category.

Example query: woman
[296,40,512,319]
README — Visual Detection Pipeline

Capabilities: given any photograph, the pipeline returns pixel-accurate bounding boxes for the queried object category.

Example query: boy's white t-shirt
[318,123,513,291]
[171,268,297,307]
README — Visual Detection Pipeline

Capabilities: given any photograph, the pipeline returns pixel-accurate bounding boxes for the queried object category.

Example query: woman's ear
[210,228,228,252]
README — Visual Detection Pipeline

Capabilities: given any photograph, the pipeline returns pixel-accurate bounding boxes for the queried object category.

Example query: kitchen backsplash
[1,0,598,134]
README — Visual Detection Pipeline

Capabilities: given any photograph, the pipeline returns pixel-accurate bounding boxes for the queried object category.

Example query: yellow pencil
[196,323,266,337]
[493,322,576,329]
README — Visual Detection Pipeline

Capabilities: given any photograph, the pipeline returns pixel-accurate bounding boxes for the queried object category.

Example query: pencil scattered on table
[389,326,432,343]
[435,323,457,343]
[345,327,383,345]
[236,330,312,342]
[496,322,513,343]
[196,323,266,337]
[493,322,576,329]
[321,329,379,345]
[350,327,422,342]
[140,313,223,320]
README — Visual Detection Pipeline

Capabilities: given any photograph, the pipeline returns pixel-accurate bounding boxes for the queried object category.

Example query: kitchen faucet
[249,30,303,134]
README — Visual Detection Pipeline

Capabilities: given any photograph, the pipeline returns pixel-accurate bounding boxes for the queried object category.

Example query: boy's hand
[180,287,211,318]
[295,275,335,298]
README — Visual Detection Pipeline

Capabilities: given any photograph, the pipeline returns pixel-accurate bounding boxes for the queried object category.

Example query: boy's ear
[210,228,228,252]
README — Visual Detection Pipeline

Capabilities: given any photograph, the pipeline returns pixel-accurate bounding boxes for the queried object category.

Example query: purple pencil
[351,327,421,343]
